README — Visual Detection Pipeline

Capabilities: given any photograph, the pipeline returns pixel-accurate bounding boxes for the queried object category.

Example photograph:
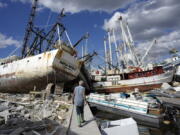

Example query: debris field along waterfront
[1,0,180,135]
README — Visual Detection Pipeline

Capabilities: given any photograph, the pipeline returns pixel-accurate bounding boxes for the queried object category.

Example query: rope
[45,10,52,30]
[8,45,21,57]
[65,30,73,48]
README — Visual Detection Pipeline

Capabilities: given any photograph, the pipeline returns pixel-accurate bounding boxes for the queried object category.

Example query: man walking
[73,80,86,127]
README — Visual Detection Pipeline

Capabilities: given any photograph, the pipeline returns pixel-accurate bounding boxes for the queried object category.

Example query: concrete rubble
[0,92,72,135]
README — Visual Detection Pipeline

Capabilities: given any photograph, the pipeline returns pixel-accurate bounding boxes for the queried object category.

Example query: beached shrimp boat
[92,67,174,93]
[0,0,91,93]
[91,15,174,93]
[0,43,82,93]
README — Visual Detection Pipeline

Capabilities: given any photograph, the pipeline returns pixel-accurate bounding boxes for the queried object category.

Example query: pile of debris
[0,92,72,135]
[149,83,180,98]
[0,118,63,135]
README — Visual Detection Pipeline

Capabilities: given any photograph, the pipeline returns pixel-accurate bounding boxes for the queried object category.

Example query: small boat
[88,93,165,127]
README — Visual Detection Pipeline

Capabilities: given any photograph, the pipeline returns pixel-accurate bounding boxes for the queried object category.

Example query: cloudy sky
[0,0,180,64]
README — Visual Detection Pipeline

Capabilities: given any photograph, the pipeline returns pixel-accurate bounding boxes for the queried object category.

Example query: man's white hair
[79,80,84,85]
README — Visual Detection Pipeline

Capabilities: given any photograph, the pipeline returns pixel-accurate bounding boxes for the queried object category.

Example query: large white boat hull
[0,49,81,93]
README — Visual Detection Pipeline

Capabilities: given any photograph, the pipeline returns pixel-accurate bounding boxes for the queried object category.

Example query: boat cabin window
[27,60,30,63]
[38,57,41,60]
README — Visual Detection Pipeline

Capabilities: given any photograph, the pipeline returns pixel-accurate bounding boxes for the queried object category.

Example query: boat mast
[57,24,61,44]
[119,17,131,67]
[84,38,88,58]
[82,45,84,59]
[119,16,137,67]
[21,0,66,58]
[107,30,113,69]
[112,29,121,70]
[104,38,108,73]
[118,45,127,69]
[22,0,38,58]
[126,21,140,66]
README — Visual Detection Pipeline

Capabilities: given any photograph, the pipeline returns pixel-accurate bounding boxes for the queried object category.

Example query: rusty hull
[94,83,162,93]
[0,49,81,93]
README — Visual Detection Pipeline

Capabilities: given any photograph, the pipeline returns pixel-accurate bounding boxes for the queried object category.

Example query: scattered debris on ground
[0,92,72,135]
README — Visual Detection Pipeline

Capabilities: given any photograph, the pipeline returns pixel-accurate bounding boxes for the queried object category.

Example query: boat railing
[0,55,20,65]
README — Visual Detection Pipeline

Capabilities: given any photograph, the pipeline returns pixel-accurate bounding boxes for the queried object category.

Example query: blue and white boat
[88,93,164,127]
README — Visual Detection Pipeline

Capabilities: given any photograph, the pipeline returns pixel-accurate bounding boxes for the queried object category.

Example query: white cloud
[103,0,180,40]
[0,2,7,8]
[0,33,21,48]
[103,12,128,30]
[103,0,180,63]
[12,0,134,13]
[136,30,180,63]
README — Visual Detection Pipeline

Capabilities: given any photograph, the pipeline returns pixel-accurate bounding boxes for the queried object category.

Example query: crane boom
[73,33,89,48]
[141,39,157,64]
